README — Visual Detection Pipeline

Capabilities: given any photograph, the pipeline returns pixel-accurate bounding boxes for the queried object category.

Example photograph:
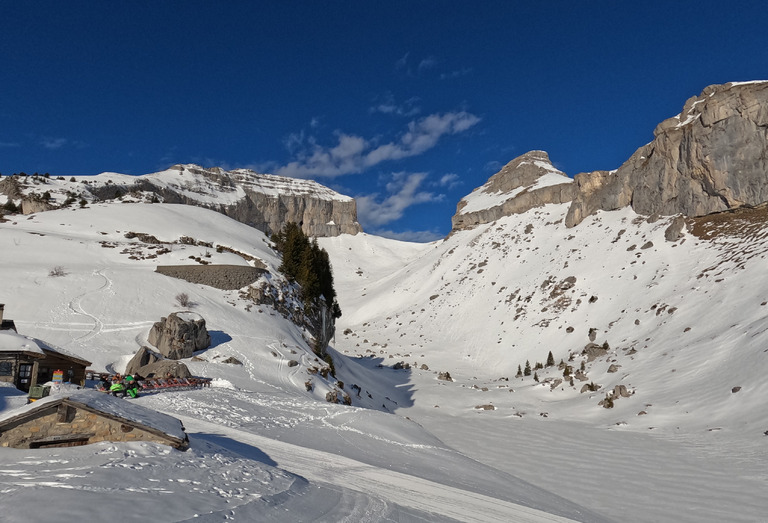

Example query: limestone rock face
[566,82,768,227]
[137,165,362,238]
[147,312,211,360]
[452,151,576,232]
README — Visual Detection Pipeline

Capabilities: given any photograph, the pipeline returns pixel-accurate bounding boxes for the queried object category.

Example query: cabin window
[0,362,12,376]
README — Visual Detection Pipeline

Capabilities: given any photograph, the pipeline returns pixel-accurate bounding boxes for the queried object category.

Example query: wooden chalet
[0,389,188,449]
[0,330,91,393]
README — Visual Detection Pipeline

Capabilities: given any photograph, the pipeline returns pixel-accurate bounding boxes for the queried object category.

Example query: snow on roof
[35,337,92,365]
[0,331,45,355]
[0,331,90,365]
[0,389,186,442]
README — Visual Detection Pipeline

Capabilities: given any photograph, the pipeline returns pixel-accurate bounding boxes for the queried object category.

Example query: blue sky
[2,1,768,241]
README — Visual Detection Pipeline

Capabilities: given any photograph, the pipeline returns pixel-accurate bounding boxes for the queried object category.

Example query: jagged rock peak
[565,81,768,227]
[451,150,575,232]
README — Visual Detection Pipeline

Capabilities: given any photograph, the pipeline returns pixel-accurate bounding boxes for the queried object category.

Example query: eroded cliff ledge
[565,82,768,227]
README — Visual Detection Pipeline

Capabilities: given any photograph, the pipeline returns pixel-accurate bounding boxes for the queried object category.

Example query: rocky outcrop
[452,151,576,232]
[124,346,192,378]
[240,279,335,354]
[147,312,211,359]
[566,82,768,227]
[134,360,192,379]
[20,197,56,215]
[124,346,161,375]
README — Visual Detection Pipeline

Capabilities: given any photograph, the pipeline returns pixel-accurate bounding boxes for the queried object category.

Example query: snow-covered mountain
[1,82,768,522]
[0,163,362,237]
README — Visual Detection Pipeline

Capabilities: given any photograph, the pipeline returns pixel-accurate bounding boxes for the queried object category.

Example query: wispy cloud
[276,111,481,178]
[0,141,20,148]
[356,172,442,227]
[41,137,68,150]
[40,137,87,150]
[440,67,473,80]
[395,52,409,70]
[370,94,421,117]
[418,57,438,72]
[438,173,462,190]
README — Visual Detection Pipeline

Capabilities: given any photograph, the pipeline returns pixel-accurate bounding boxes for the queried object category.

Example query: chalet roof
[0,389,186,443]
[0,331,45,356]
[0,331,91,367]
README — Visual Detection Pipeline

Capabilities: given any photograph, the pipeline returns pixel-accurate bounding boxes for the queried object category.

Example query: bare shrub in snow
[175,292,191,307]
[49,266,67,277]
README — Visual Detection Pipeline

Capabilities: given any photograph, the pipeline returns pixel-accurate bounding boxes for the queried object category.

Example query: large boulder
[134,360,192,379]
[148,312,211,360]
[566,82,768,227]
[124,346,161,376]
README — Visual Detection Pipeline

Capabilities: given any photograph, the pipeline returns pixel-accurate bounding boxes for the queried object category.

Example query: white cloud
[395,52,409,70]
[276,111,480,178]
[0,141,20,148]
[438,173,461,189]
[440,67,473,80]
[41,137,68,150]
[370,94,420,117]
[418,57,438,71]
[356,172,442,227]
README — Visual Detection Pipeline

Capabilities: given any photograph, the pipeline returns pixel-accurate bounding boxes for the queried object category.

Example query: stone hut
[0,390,188,449]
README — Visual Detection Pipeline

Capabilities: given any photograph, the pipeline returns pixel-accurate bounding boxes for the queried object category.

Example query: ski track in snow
[68,269,111,342]
[180,415,578,523]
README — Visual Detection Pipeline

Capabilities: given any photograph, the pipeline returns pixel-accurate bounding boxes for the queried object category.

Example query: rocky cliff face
[565,81,768,227]
[451,151,575,232]
[1,165,362,238]
[138,165,363,238]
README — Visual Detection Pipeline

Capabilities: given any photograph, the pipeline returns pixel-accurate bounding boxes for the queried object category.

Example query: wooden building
[0,331,91,393]
[0,389,188,449]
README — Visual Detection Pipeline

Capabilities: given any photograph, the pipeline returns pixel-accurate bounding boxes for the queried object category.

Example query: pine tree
[546,351,555,367]
[533,371,539,382]
[524,360,531,376]
[516,364,523,378]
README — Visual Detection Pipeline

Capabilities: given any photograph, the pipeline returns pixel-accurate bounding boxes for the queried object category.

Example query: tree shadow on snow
[191,432,278,468]
[326,345,416,412]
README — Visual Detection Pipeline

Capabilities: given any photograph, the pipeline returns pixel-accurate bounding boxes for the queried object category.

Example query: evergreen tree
[516,364,523,378]
[524,360,531,376]
[546,351,555,367]
[272,222,341,318]
[533,371,539,383]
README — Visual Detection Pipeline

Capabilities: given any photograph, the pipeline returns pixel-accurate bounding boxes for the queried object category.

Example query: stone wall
[155,264,267,291]
[0,404,180,449]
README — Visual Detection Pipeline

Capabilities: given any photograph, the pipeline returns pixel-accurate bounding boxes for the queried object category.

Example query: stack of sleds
[92,372,212,396]
[136,377,212,393]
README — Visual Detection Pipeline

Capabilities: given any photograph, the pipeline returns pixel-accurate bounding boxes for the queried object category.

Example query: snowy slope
[1,196,767,521]
[321,202,768,522]
[0,202,606,522]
